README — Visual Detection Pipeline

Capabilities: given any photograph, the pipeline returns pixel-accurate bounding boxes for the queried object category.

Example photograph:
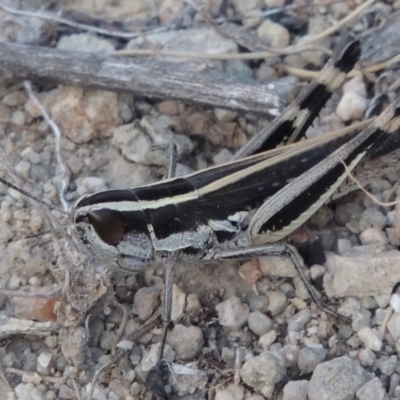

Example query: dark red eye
[87,209,125,245]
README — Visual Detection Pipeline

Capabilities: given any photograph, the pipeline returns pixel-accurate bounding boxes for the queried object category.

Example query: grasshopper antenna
[0,177,70,216]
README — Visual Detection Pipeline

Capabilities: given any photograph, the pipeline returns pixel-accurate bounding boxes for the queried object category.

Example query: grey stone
[167,324,204,361]
[279,345,300,368]
[15,383,45,400]
[287,309,312,332]
[248,311,273,336]
[358,349,375,368]
[326,249,400,298]
[298,347,328,374]
[249,295,270,313]
[356,377,388,400]
[379,357,398,376]
[133,286,161,321]
[308,357,372,400]
[283,380,308,400]
[240,351,286,398]
[360,207,388,230]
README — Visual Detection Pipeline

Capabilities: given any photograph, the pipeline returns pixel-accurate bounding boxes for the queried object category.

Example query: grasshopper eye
[87,209,125,245]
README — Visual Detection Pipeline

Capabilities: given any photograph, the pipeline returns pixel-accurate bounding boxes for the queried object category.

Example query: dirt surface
[2,1,400,400]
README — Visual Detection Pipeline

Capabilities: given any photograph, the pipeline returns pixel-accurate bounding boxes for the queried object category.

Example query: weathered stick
[0,41,283,116]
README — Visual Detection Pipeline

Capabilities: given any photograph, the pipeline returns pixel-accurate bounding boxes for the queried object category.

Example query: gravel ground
[2,1,400,399]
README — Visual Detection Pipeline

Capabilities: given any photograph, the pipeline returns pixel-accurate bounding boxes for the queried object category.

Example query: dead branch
[0,41,283,116]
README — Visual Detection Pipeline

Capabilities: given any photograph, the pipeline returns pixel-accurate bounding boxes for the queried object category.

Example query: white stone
[387,312,400,341]
[36,351,55,375]
[357,327,382,351]
[216,296,249,329]
[336,91,367,122]
[360,227,388,246]
[215,383,245,400]
[391,294,400,314]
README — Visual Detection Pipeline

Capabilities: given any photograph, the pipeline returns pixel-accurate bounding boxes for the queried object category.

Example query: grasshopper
[1,36,400,358]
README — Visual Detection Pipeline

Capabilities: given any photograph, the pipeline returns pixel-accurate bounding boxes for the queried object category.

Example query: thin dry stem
[341,161,400,207]
[23,81,69,212]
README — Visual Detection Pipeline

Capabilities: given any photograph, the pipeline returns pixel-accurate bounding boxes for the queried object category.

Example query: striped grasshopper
[2,35,400,328]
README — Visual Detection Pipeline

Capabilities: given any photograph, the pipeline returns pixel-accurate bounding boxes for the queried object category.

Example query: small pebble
[267,291,287,316]
[231,0,261,14]
[257,19,290,48]
[356,377,387,400]
[3,90,27,106]
[157,100,181,116]
[8,274,21,290]
[387,313,400,341]
[337,238,352,254]
[359,296,377,310]
[374,294,391,309]
[379,357,398,376]
[36,351,55,375]
[287,309,311,332]
[360,207,387,230]
[310,265,325,280]
[357,327,382,351]
[14,160,31,180]
[15,383,45,400]
[167,324,204,361]
[283,380,308,400]
[133,286,161,321]
[221,347,235,364]
[298,347,328,374]
[240,351,286,398]
[216,296,250,329]
[258,330,278,350]
[248,311,273,336]
[249,295,269,313]
[308,357,372,400]
[360,227,388,246]
[215,383,245,400]
[11,110,26,125]
[57,33,115,53]
[336,91,367,121]
[390,294,400,313]
[214,108,237,122]
[279,345,300,368]
[358,348,375,367]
